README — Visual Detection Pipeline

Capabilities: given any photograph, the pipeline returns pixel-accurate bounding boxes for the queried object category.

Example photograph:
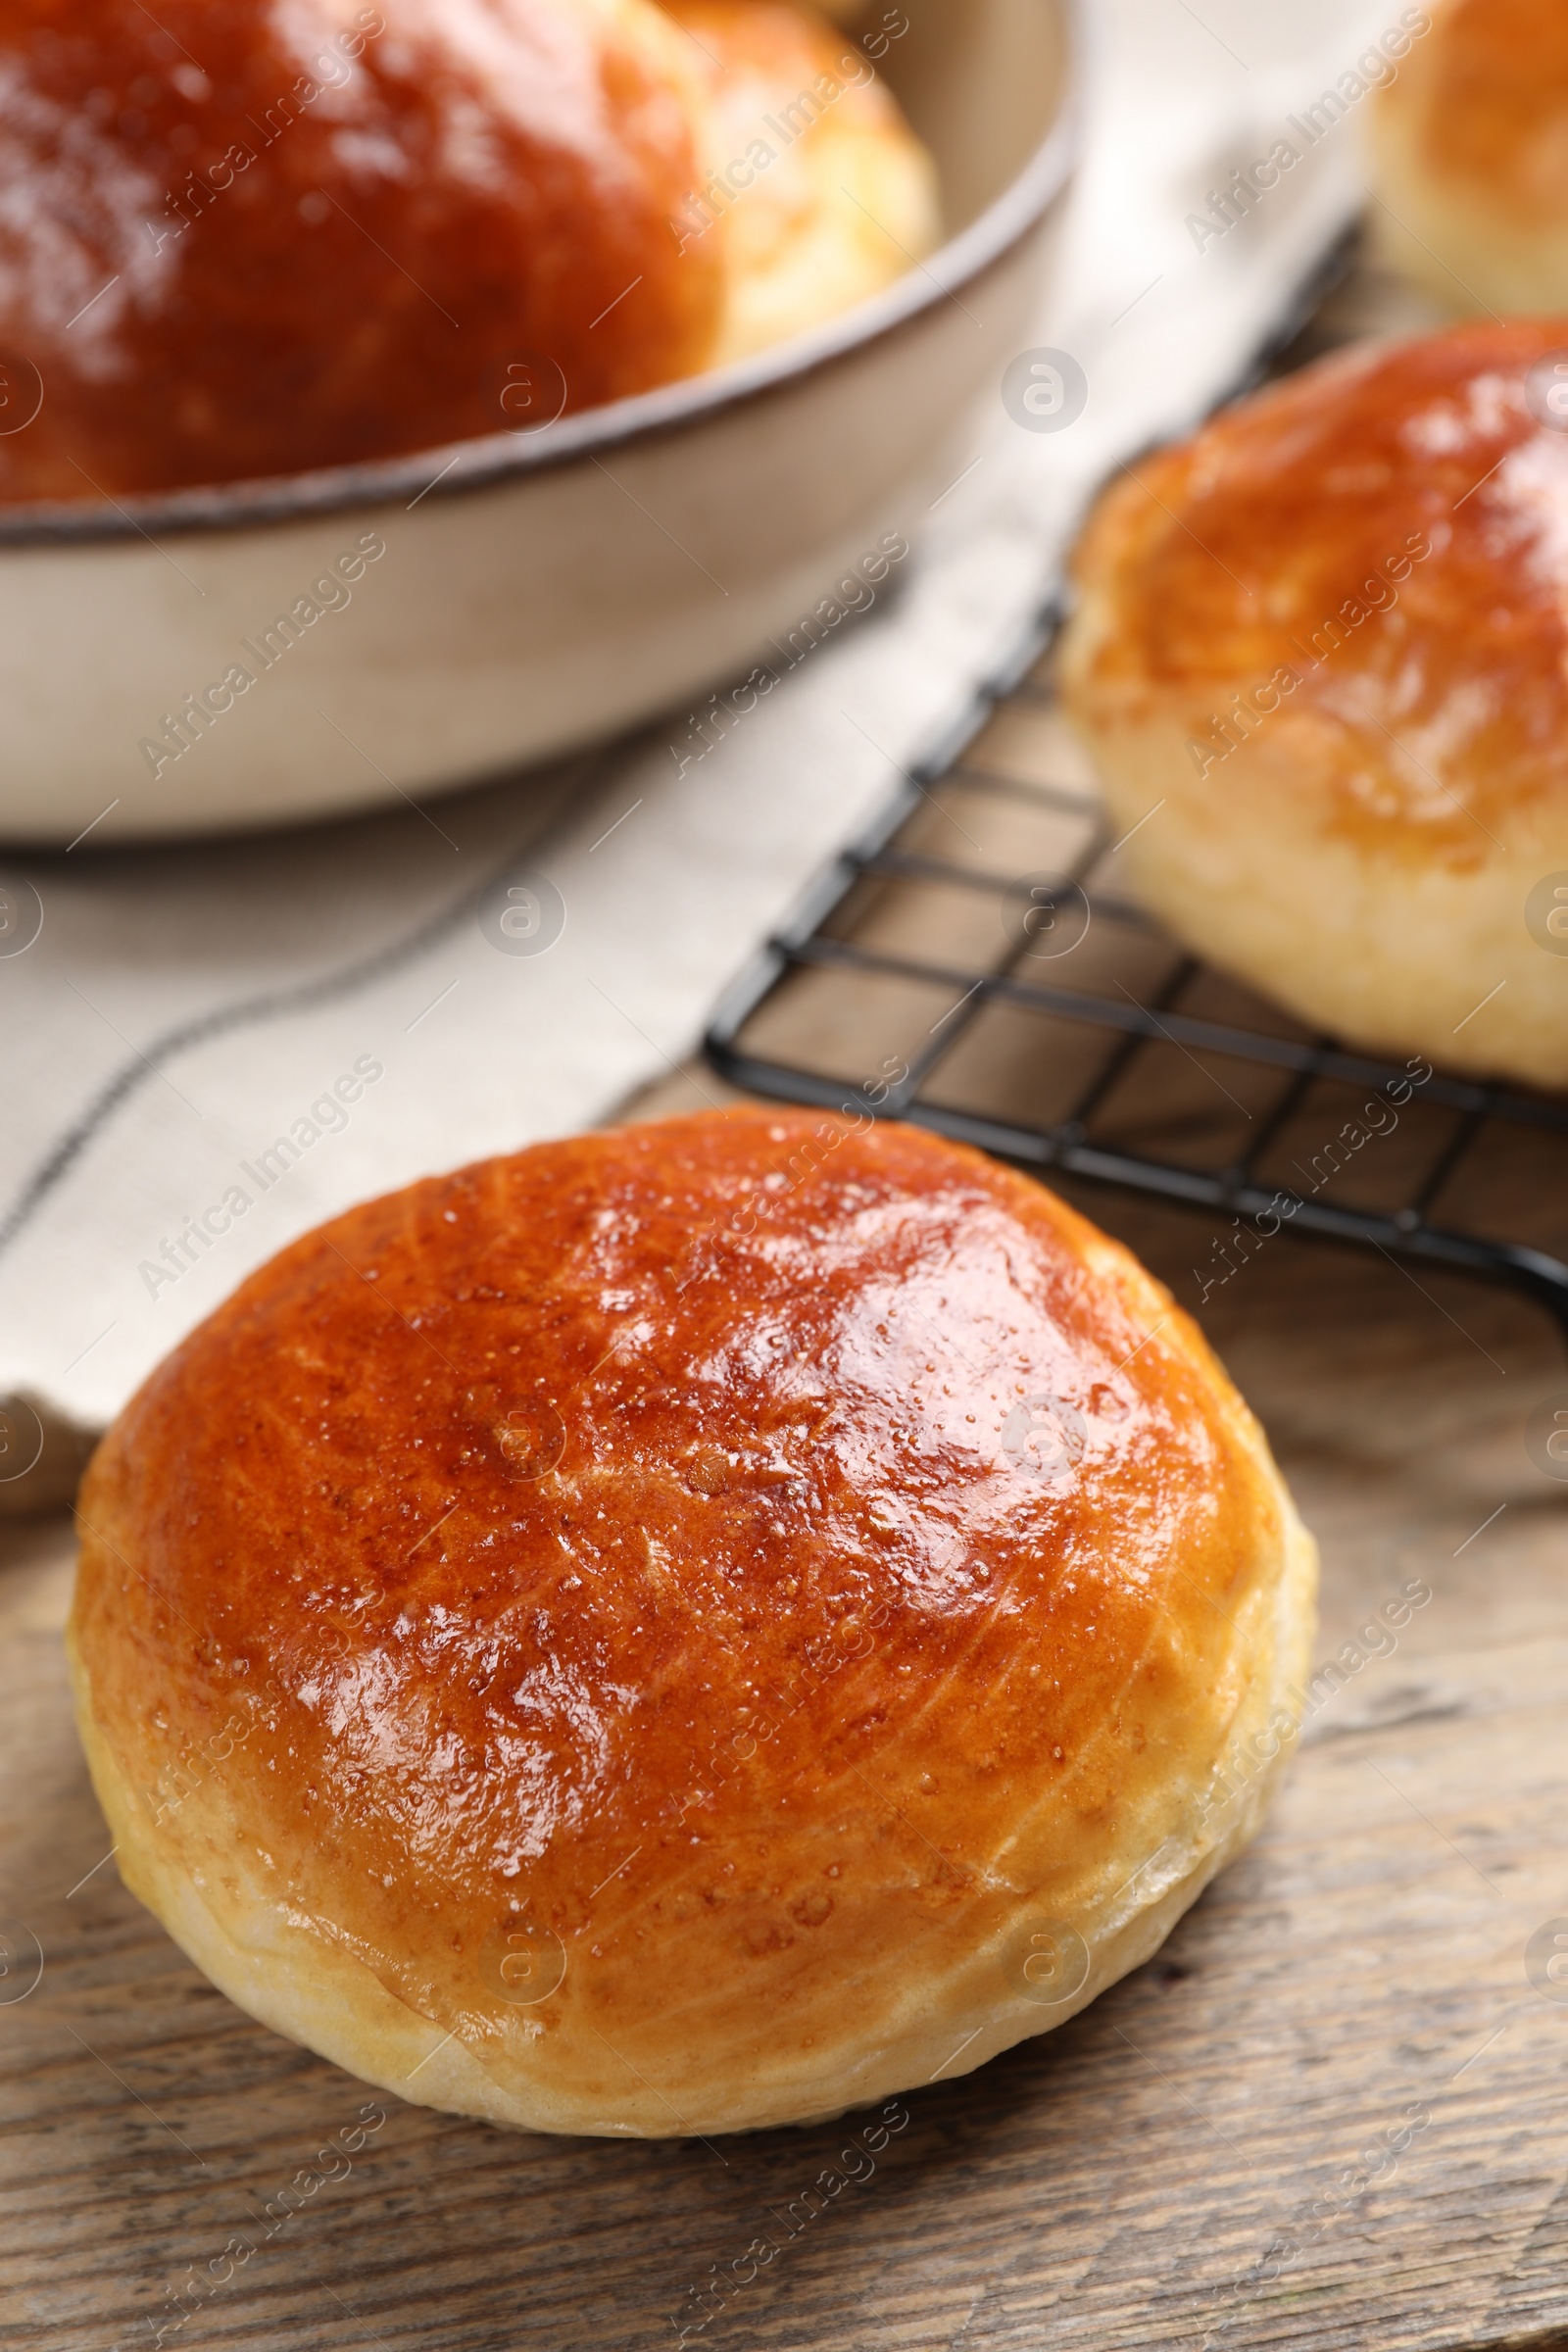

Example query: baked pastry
[1368,0,1568,315]
[664,0,938,368]
[1060,320,1568,1089]
[0,0,937,500]
[70,1108,1315,2138]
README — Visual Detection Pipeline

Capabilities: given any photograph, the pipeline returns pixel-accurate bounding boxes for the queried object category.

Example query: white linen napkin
[0,0,1398,1445]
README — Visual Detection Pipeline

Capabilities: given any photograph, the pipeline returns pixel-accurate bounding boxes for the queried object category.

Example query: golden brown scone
[1060,321,1568,1088]
[0,0,727,499]
[70,1110,1314,2139]
[0,0,934,500]
[1369,0,1568,313]
[663,0,938,366]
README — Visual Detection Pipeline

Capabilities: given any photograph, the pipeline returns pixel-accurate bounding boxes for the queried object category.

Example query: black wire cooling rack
[704,247,1568,1355]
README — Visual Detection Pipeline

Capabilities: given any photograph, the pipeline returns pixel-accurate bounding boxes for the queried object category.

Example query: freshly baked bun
[1060,321,1568,1089]
[1368,0,1568,315]
[663,0,938,367]
[71,1110,1315,2139]
[0,0,936,499]
[0,0,723,497]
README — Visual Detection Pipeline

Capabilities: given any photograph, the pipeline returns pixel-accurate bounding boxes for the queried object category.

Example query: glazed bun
[0,0,936,500]
[1368,0,1568,315]
[664,0,938,367]
[71,1110,1315,2139]
[1060,321,1568,1089]
[0,0,723,497]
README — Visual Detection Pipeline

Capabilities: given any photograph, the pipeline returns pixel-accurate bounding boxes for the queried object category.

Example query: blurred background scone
[665,0,937,367]
[1369,0,1568,314]
[0,0,937,499]
[1060,320,1568,1089]
[70,1111,1315,2140]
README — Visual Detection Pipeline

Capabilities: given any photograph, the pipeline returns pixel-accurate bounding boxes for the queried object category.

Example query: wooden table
[4,1040,1567,2351]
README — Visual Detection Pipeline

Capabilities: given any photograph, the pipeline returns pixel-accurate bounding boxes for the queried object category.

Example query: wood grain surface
[3,1053,1567,2352]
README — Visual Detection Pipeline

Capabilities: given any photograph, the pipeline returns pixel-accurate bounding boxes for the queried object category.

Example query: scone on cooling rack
[69,1110,1316,2138]
[1368,0,1568,315]
[1060,319,1568,1089]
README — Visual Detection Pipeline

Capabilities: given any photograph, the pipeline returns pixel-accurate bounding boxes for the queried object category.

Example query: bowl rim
[0,6,1081,551]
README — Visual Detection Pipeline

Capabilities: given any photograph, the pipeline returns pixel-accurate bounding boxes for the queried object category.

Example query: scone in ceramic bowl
[0,0,1077,843]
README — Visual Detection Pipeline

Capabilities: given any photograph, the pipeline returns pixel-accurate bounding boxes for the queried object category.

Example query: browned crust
[72,1110,1305,2131]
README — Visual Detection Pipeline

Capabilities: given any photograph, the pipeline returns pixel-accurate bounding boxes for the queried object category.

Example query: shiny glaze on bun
[1410,0,1568,222]
[71,1109,1311,2135]
[1069,320,1568,868]
[0,0,723,497]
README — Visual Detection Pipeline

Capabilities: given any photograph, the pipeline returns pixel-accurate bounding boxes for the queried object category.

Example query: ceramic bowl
[0,0,1077,843]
